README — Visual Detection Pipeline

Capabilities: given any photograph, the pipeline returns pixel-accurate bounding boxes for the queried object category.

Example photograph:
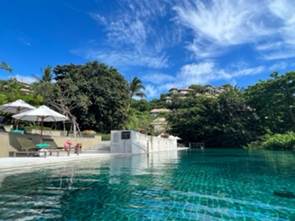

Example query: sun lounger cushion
[36,143,49,149]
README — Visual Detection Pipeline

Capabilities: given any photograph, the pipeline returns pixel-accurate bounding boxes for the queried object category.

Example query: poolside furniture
[12,105,68,136]
[42,137,61,149]
[0,99,35,114]
[16,136,36,151]
[40,138,64,156]
[35,143,50,149]
[0,100,36,129]
[9,137,63,157]
[10,129,25,134]
[9,136,39,157]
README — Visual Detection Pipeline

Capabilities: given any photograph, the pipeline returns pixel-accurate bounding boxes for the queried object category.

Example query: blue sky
[1,0,295,98]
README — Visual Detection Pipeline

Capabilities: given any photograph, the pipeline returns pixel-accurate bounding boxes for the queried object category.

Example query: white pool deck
[0,153,115,173]
[0,148,188,176]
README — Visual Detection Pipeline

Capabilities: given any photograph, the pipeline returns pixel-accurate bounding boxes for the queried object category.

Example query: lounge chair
[11,137,62,157]
[16,136,36,151]
[9,137,39,157]
[41,137,62,149]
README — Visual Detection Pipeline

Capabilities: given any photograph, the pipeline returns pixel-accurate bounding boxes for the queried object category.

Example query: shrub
[246,132,295,150]
[96,133,110,141]
[82,130,96,138]
[100,133,111,141]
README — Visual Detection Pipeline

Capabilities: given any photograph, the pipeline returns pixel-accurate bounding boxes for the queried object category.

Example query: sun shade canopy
[0,99,35,114]
[12,105,68,122]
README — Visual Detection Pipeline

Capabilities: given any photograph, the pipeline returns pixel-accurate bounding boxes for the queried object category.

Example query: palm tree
[41,66,52,82]
[126,77,145,114]
[33,66,54,103]
[129,77,145,99]
[0,62,13,73]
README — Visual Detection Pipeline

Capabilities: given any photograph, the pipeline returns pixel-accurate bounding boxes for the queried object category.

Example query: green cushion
[36,143,49,149]
[11,129,24,134]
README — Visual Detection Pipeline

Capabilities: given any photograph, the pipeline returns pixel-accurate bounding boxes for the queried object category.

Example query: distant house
[151,117,168,134]
[169,88,192,95]
[164,86,227,103]
[150,108,171,116]
[2,79,33,95]
[150,108,171,134]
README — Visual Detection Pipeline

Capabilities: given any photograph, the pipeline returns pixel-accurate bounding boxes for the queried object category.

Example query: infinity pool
[0,149,294,220]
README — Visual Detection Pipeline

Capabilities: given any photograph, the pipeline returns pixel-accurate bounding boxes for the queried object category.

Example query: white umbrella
[12,105,68,135]
[0,99,35,114]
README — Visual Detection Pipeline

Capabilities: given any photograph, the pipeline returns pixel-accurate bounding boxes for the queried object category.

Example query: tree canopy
[0,62,13,73]
[168,86,258,147]
[0,78,43,106]
[244,72,295,134]
[50,61,129,132]
[129,77,145,99]
[1,59,295,150]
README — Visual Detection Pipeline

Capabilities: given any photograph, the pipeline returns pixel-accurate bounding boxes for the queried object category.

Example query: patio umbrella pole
[16,107,20,129]
[41,116,44,136]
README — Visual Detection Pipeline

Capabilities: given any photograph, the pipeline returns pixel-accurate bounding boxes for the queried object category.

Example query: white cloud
[145,84,159,98]
[18,37,31,47]
[89,13,107,25]
[84,0,177,69]
[105,17,147,50]
[73,48,168,69]
[175,62,265,87]
[268,0,295,44]
[142,73,175,84]
[173,0,295,61]
[269,61,288,71]
[14,75,36,84]
[144,61,265,96]
[186,38,224,58]
[262,50,295,60]
[175,0,268,45]
[174,0,271,58]
[74,0,295,85]
[256,41,284,51]
[177,62,217,85]
[143,62,264,97]
[254,0,295,59]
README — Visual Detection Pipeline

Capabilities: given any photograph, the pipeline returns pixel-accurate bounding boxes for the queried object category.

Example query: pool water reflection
[0,149,294,220]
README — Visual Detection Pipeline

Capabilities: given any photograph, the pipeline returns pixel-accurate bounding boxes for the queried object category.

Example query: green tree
[33,66,54,104]
[125,108,152,131]
[244,71,295,134]
[168,86,258,147]
[0,62,13,73]
[129,77,145,99]
[130,99,151,112]
[52,61,129,132]
[41,66,52,82]
[0,78,43,105]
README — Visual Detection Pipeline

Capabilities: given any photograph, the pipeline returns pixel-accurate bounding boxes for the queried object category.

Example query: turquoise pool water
[0,149,294,220]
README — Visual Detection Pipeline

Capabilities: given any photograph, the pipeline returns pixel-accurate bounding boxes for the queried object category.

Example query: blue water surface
[0,149,294,221]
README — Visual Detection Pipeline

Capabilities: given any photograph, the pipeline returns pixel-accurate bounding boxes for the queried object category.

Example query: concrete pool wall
[111,130,178,154]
